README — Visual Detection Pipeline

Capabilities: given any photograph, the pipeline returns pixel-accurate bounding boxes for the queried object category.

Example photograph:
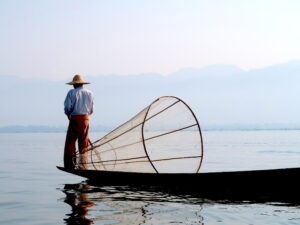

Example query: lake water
[1,130,300,225]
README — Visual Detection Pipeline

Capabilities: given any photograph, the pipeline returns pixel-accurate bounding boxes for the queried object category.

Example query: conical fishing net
[75,96,203,173]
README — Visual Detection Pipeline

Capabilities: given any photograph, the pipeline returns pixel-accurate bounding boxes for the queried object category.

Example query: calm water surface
[1,130,300,225]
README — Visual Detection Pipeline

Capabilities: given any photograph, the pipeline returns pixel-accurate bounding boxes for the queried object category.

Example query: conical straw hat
[66,74,91,85]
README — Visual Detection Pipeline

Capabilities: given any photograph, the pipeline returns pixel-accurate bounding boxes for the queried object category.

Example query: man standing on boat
[64,75,94,170]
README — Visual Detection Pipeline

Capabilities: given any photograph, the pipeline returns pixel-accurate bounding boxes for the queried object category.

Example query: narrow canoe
[57,166,300,203]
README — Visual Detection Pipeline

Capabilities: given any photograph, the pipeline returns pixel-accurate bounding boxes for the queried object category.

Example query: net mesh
[75,96,203,173]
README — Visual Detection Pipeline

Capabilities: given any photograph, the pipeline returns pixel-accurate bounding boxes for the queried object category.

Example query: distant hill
[1,61,300,131]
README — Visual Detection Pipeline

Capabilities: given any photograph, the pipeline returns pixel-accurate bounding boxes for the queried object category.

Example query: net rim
[87,96,204,174]
[141,96,204,174]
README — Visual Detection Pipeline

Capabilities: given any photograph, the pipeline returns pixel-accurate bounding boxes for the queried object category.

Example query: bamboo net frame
[74,96,204,174]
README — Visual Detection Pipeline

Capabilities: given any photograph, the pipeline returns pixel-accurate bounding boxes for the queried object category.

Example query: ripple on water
[56,182,300,225]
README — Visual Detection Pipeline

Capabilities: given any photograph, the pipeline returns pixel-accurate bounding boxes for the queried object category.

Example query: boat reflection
[60,182,205,225]
[62,183,95,225]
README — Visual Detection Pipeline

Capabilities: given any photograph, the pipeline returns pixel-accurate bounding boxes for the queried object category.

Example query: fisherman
[64,75,94,170]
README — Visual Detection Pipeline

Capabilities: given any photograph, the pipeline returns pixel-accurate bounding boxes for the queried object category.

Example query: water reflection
[62,183,95,225]
[60,181,300,225]
[60,182,205,225]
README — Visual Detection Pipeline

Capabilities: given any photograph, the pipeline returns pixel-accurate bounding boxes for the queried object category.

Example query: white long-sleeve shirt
[64,86,94,116]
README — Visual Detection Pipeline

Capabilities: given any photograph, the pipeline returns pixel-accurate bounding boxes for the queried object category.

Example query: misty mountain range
[1,61,300,132]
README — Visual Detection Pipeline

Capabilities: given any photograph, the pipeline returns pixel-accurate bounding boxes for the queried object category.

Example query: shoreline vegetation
[0,125,112,133]
[2,124,300,133]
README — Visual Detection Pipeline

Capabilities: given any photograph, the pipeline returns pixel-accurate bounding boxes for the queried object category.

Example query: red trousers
[64,114,90,169]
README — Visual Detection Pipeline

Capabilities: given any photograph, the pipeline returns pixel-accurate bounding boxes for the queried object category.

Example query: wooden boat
[57,166,300,203]
[59,97,300,203]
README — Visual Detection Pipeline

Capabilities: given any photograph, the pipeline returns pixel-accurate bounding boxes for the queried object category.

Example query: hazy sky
[1,0,300,80]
